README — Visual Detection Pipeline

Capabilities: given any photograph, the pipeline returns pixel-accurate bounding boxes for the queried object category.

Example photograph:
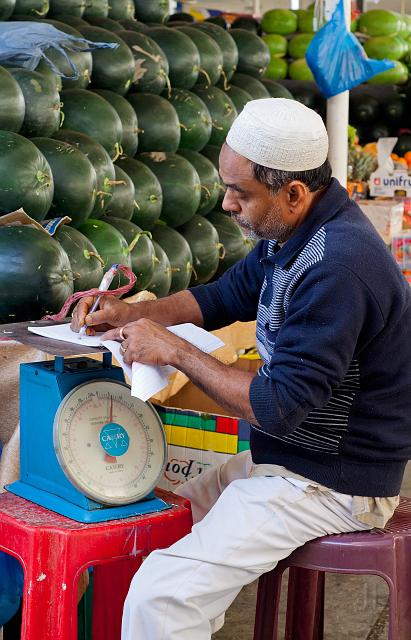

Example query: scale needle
[104,396,117,464]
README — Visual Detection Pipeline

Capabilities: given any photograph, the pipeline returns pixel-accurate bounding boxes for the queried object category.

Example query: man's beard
[231,205,296,243]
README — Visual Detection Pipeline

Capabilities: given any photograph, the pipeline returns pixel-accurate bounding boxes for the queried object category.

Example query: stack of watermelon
[0,0,256,323]
[261,7,411,86]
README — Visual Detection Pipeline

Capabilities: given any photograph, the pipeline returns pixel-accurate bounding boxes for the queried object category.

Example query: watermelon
[93,89,138,157]
[297,10,314,33]
[32,137,97,227]
[83,0,108,18]
[53,225,104,291]
[146,241,171,298]
[77,218,131,271]
[118,18,148,32]
[262,79,293,99]
[85,16,124,31]
[364,35,407,60]
[0,131,53,221]
[262,34,288,58]
[77,26,135,95]
[169,12,194,23]
[108,0,134,20]
[179,214,221,285]
[164,88,212,152]
[207,210,253,277]
[204,15,227,29]
[12,0,48,16]
[231,16,261,34]
[133,0,169,24]
[118,30,169,95]
[261,9,297,35]
[27,19,92,90]
[8,68,61,137]
[127,93,180,153]
[151,224,193,293]
[289,58,314,82]
[174,25,223,87]
[101,216,155,290]
[264,57,288,80]
[139,152,201,228]
[288,33,314,59]
[359,10,404,37]
[382,94,405,123]
[367,60,409,84]
[291,84,321,109]
[53,129,115,218]
[48,0,86,17]
[201,144,224,208]
[201,144,220,170]
[0,227,73,322]
[101,164,134,221]
[192,85,237,147]
[0,66,25,132]
[35,62,63,93]
[116,156,162,230]
[60,89,123,159]
[178,149,220,216]
[0,0,15,19]
[54,15,88,27]
[230,29,270,78]
[394,133,411,155]
[148,26,200,89]
[367,123,391,140]
[228,73,270,99]
[194,22,238,82]
[350,93,380,124]
[223,84,252,114]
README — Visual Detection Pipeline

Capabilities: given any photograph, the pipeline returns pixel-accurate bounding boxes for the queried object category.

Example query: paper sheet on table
[28,322,103,347]
[28,322,224,402]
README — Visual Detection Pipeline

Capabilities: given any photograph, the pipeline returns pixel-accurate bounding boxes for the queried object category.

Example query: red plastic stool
[0,489,192,640]
[253,496,411,640]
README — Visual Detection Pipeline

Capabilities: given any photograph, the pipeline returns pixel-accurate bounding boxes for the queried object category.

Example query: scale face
[54,379,167,506]
[8,355,171,522]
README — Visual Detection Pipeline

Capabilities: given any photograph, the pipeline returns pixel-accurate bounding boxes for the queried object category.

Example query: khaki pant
[122,451,371,640]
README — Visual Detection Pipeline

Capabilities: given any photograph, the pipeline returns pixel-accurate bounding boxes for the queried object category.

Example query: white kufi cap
[226,98,328,171]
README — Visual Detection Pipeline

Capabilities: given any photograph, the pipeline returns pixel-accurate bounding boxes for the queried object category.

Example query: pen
[78,264,120,338]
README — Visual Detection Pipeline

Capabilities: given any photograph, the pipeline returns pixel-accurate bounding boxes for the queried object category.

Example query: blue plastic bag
[306,0,395,98]
[0,22,118,79]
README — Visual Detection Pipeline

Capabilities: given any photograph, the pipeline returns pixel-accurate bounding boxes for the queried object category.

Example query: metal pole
[253,0,261,17]
[325,0,350,186]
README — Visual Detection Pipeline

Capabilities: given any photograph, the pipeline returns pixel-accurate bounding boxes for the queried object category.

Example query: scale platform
[1,320,171,522]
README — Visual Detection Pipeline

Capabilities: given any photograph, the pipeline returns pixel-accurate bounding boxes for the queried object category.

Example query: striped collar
[261,179,350,269]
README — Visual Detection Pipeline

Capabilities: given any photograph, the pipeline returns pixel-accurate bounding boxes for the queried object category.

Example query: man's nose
[221,190,240,213]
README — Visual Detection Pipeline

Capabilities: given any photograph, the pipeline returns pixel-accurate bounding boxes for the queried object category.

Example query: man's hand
[71,296,134,334]
[102,319,186,367]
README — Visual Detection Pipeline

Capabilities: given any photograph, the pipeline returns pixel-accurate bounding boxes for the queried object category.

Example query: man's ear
[287,181,309,207]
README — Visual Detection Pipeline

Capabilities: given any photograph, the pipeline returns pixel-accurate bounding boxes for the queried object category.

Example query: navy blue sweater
[190,179,411,496]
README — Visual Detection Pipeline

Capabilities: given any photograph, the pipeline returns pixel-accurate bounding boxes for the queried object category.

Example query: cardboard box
[153,330,262,492]
[358,199,403,245]
[368,138,411,199]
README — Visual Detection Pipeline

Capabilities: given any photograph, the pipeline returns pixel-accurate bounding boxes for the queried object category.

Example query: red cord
[42,265,137,321]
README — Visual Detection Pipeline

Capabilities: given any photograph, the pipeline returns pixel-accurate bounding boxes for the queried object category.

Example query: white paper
[28,322,103,347]
[28,322,224,402]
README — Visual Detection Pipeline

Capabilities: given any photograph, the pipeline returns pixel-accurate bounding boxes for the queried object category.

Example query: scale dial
[53,379,167,505]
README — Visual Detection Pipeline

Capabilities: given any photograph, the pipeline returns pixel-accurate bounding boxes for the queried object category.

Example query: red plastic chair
[253,496,411,640]
[0,489,192,640]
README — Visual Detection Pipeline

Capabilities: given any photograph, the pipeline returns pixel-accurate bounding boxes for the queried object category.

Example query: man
[72,99,411,639]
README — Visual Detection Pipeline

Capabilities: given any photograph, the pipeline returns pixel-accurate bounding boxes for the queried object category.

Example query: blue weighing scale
[3,321,170,523]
